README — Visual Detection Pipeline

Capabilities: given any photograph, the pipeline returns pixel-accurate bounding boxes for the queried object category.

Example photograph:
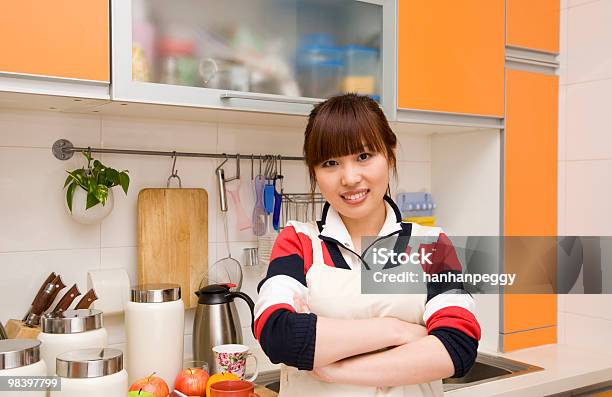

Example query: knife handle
[52,284,81,313]
[34,272,56,303]
[75,289,98,310]
[22,272,56,321]
[42,276,66,313]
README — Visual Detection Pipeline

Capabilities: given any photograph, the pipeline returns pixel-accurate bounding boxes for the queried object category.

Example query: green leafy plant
[64,152,130,212]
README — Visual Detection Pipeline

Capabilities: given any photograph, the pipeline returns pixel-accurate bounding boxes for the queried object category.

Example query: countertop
[446,345,612,397]
[251,345,612,397]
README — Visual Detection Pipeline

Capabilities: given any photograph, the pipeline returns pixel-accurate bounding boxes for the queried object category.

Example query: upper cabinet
[507,0,560,53]
[0,0,109,82]
[397,0,505,117]
[112,0,395,115]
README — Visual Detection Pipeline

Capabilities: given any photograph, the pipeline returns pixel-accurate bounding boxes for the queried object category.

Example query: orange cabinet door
[397,0,505,117]
[503,69,558,351]
[0,0,109,82]
[507,0,560,53]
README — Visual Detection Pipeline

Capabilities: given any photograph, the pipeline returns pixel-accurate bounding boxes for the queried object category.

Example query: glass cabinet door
[114,0,389,114]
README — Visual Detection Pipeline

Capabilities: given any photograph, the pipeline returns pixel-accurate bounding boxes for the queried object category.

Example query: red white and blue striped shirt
[254,195,481,377]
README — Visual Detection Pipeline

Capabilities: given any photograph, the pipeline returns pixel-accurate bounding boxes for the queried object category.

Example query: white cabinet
[111,0,396,116]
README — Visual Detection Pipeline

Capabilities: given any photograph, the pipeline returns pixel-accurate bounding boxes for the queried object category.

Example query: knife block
[5,319,41,339]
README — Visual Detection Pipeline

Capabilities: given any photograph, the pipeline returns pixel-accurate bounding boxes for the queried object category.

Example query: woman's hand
[293,294,311,314]
[309,362,341,383]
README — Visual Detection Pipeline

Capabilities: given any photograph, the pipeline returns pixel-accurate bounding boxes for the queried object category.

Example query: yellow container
[403,216,436,227]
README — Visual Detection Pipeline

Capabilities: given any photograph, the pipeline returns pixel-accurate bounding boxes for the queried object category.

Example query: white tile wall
[0,107,444,372]
[566,80,612,160]
[0,108,314,374]
[558,0,612,349]
[567,0,612,84]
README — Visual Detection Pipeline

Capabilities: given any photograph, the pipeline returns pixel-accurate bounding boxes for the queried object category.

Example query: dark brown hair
[303,93,398,193]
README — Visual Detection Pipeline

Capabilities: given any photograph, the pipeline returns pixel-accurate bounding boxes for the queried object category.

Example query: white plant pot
[68,187,114,225]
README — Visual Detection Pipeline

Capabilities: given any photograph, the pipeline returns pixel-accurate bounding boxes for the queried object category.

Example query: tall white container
[51,348,127,397]
[126,283,184,388]
[0,340,47,397]
[38,309,108,376]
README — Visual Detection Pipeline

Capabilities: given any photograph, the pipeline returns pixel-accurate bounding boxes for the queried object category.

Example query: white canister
[0,339,47,397]
[126,283,184,389]
[51,348,127,397]
[38,309,108,376]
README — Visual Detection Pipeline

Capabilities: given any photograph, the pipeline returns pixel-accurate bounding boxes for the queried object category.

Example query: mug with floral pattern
[213,344,259,382]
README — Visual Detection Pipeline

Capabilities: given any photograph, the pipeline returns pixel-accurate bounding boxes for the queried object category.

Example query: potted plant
[64,152,130,224]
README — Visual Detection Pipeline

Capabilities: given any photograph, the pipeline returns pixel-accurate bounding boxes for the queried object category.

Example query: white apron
[278,223,444,397]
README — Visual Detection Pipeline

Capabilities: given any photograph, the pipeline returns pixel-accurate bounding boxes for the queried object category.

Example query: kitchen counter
[446,345,612,397]
[251,345,612,396]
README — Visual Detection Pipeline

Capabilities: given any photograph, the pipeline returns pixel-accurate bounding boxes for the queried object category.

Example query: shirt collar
[318,195,403,246]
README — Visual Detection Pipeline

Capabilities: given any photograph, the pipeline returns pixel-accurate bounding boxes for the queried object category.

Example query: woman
[254,94,480,396]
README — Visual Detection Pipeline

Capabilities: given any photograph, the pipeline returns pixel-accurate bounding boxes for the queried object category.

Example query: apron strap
[306,221,326,267]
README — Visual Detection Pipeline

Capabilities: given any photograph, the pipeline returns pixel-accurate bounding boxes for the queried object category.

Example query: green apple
[128,391,155,397]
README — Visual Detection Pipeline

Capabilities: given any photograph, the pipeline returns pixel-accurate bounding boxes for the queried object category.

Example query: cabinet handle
[220,92,324,105]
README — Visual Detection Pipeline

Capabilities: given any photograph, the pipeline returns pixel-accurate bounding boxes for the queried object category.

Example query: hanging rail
[52,138,304,161]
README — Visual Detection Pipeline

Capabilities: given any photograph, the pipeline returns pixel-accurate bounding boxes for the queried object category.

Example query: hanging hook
[216,154,228,212]
[167,151,182,188]
[235,153,241,180]
[215,153,229,173]
[251,154,254,180]
[85,147,93,175]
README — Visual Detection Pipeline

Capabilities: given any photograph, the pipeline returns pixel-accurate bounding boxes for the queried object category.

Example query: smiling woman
[253,94,481,397]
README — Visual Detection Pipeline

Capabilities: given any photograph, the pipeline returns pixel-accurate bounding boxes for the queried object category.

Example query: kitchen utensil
[192,284,255,375]
[51,284,81,314]
[272,157,283,231]
[263,156,275,215]
[226,155,252,231]
[137,188,208,309]
[210,380,260,397]
[257,212,278,266]
[38,309,108,376]
[75,289,98,310]
[126,284,183,388]
[22,272,56,321]
[24,275,66,327]
[43,275,67,313]
[0,321,7,340]
[210,156,243,291]
[216,154,240,212]
[206,212,243,291]
[243,248,259,267]
[227,184,252,231]
[252,175,267,236]
[212,344,259,382]
[53,348,127,397]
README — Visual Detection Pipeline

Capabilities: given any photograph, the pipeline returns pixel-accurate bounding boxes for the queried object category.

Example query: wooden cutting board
[137,188,208,308]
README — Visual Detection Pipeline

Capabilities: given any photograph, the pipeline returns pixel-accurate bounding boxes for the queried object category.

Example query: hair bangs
[306,101,387,168]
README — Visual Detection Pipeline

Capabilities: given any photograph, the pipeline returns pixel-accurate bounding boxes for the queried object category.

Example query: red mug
[210,380,260,397]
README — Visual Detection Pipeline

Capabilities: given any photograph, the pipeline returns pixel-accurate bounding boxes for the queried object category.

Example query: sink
[442,353,543,391]
[261,353,543,393]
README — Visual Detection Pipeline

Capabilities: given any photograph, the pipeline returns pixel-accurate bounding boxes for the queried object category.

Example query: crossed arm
[295,295,455,387]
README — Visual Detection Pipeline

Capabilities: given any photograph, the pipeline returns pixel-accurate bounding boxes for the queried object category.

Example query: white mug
[212,344,259,382]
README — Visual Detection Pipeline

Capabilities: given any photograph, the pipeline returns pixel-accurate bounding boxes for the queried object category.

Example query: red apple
[174,368,209,397]
[129,373,170,397]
